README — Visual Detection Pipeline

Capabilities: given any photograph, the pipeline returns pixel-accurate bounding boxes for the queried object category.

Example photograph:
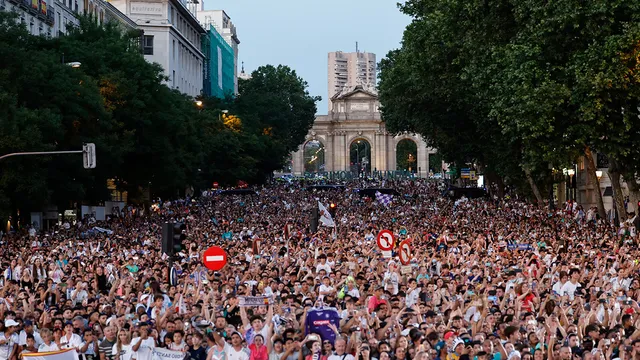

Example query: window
[143,35,154,55]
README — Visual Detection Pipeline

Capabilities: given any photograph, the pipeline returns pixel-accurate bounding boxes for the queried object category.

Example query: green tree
[235,65,320,182]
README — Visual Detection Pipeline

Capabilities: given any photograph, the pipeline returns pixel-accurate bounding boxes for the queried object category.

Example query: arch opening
[303,140,325,173]
[350,139,372,176]
[396,139,418,173]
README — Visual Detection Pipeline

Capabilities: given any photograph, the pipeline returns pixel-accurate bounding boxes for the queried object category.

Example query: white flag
[23,349,79,360]
[318,202,336,227]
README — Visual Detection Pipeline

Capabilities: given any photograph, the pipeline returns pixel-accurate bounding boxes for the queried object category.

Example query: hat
[452,338,465,351]
[444,331,456,340]
[23,320,33,326]
[231,331,243,340]
[4,319,19,327]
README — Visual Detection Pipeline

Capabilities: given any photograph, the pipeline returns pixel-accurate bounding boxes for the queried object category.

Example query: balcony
[46,4,55,24]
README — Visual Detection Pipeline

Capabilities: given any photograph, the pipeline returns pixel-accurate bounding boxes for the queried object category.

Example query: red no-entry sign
[377,229,395,251]
[203,246,227,271]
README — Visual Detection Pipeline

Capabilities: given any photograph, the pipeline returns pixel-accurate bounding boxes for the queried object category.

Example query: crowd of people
[0,179,639,360]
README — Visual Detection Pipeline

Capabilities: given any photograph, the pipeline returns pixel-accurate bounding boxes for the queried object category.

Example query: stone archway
[302,140,325,173]
[349,138,372,176]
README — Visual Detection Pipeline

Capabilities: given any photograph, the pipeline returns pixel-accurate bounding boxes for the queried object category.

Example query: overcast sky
[204,0,411,114]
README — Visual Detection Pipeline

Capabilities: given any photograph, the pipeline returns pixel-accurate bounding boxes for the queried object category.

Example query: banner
[23,349,79,360]
[152,348,186,360]
[238,296,273,307]
[318,202,335,227]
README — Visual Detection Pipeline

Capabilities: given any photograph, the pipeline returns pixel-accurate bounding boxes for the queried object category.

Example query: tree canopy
[0,12,319,218]
[379,0,640,207]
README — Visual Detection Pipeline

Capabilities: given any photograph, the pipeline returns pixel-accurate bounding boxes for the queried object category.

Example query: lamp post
[567,169,575,201]
[356,141,361,177]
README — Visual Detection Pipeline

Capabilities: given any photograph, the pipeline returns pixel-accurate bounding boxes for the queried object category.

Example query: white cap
[4,319,19,327]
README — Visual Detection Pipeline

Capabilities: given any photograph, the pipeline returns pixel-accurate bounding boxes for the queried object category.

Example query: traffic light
[310,207,319,233]
[161,222,186,255]
[329,202,337,218]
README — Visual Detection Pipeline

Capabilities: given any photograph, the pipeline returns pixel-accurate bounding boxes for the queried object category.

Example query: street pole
[0,150,82,161]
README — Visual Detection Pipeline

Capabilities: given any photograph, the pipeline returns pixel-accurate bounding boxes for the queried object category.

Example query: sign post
[203,246,227,271]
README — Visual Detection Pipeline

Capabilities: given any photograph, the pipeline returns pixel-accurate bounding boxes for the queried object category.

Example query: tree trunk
[523,167,543,205]
[608,158,626,225]
[627,178,640,214]
[584,146,606,219]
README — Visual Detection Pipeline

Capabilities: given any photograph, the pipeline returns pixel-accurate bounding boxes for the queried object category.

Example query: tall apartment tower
[327,50,376,111]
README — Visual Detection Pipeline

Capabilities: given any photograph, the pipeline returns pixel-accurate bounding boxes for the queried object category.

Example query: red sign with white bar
[203,246,227,271]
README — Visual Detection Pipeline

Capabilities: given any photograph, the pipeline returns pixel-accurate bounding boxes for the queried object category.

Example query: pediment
[331,85,378,101]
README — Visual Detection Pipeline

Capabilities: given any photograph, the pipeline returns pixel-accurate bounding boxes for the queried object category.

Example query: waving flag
[318,202,336,227]
[375,191,393,207]
[23,349,79,360]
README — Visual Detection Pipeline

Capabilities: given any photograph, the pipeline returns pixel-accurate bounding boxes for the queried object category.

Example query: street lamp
[66,62,81,68]
[195,100,203,107]
[218,109,229,121]
[596,170,603,180]
[567,169,575,201]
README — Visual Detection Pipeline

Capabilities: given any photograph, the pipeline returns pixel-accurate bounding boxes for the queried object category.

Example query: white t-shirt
[131,337,155,360]
[328,354,355,360]
[224,343,249,360]
[318,285,335,299]
[0,332,18,360]
[315,263,331,274]
[38,342,60,352]
[552,281,565,295]
[112,343,135,360]
[560,281,580,300]
[19,331,43,347]
[60,333,84,350]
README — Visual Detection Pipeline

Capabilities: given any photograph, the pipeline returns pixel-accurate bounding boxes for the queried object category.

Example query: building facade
[199,13,235,98]
[327,50,376,112]
[197,10,239,93]
[291,85,436,178]
[110,0,206,97]
[1,0,130,37]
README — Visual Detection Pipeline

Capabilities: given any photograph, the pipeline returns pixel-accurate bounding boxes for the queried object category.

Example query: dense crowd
[1,179,639,360]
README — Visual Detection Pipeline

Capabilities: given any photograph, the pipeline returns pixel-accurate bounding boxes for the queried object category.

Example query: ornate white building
[292,85,436,178]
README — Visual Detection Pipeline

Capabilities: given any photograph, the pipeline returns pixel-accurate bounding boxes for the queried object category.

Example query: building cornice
[138,22,204,58]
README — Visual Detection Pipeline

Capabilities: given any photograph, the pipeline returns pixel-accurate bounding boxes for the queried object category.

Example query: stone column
[291,147,304,176]
[325,134,334,172]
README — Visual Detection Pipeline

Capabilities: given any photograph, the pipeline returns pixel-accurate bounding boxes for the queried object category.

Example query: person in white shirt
[112,330,134,360]
[317,277,335,301]
[60,322,84,350]
[79,329,99,360]
[405,278,422,308]
[37,329,59,352]
[0,319,19,360]
[327,339,355,360]
[18,320,43,348]
[552,271,568,295]
[211,330,249,360]
[315,255,331,274]
[132,324,156,360]
[560,269,581,300]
